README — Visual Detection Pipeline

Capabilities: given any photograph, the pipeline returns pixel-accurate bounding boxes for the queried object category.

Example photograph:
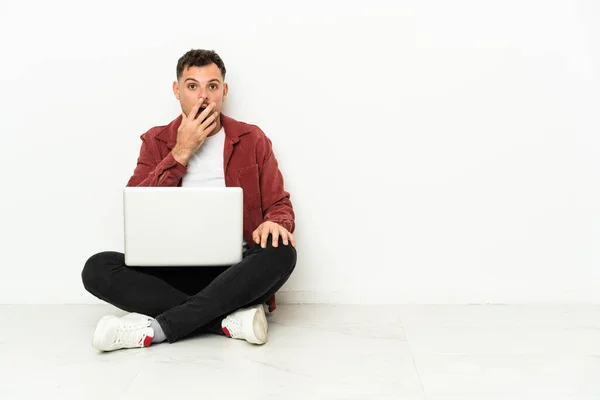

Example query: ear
[222,82,229,102]
[172,80,180,100]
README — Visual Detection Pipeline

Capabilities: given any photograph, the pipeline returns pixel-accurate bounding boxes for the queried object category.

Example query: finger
[281,229,289,246]
[200,110,219,131]
[272,228,280,248]
[195,101,214,123]
[261,224,271,248]
[289,232,296,247]
[189,98,204,120]
[252,228,261,244]
[199,121,218,139]
[194,101,214,121]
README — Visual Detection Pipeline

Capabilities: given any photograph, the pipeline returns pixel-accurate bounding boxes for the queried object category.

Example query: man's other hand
[252,221,296,248]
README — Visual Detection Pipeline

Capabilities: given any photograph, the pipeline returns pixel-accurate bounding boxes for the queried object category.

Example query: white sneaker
[221,304,268,345]
[92,313,154,352]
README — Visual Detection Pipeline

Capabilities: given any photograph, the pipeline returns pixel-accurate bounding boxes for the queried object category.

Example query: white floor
[0,305,599,399]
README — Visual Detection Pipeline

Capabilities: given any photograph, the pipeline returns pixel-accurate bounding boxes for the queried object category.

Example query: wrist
[172,146,191,166]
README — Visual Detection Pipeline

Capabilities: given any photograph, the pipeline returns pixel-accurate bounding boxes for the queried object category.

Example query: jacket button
[168,162,173,166]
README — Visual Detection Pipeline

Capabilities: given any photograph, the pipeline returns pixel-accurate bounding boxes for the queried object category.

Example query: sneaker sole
[243,305,268,345]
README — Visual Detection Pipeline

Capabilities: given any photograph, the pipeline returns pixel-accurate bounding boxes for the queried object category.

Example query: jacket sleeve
[126,133,187,187]
[257,132,295,233]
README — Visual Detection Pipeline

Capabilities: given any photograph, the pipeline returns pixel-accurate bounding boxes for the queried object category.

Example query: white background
[0,0,599,304]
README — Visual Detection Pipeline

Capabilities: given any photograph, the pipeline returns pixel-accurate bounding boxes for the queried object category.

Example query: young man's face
[172,63,228,123]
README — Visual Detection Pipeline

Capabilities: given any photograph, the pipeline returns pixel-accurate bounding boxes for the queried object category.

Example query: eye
[188,84,197,90]
[209,84,218,90]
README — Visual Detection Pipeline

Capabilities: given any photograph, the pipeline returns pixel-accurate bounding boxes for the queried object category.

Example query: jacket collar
[156,113,251,149]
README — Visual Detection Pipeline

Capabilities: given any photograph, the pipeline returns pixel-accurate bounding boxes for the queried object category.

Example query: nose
[198,87,209,101]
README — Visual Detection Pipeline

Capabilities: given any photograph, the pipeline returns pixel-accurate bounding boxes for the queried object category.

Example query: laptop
[123,187,244,266]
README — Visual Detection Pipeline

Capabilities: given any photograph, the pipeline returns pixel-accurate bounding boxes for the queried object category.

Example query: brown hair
[176,49,227,80]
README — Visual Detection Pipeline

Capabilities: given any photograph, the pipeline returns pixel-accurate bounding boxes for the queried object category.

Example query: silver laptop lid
[123,187,243,266]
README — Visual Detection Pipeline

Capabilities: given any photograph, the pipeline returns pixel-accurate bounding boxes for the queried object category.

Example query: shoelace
[115,321,150,347]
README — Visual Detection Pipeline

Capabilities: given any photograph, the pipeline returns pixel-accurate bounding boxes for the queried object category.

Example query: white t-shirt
[181,127,226,188]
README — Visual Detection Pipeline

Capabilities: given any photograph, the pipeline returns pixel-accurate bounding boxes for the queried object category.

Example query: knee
[81,251,120,294]
[267,236,297,274]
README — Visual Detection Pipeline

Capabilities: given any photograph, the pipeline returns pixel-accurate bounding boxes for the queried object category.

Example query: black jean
[81,235,297,343]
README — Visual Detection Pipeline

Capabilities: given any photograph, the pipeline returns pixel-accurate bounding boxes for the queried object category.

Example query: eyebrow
[184,78,221,84]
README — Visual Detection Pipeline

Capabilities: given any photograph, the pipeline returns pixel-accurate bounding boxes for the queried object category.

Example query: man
[81,49,297,351]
